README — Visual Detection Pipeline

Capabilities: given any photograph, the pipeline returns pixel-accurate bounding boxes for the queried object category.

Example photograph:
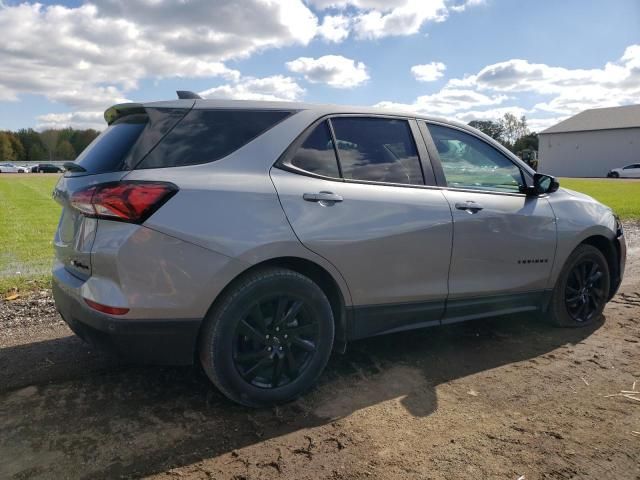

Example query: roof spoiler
[103,103,145,125]
[177,90,202,100]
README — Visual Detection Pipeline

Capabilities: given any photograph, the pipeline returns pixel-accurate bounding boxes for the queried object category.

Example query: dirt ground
[1,226,639,480]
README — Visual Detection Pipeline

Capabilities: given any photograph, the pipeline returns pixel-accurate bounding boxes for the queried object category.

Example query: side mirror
[522,173,559,196]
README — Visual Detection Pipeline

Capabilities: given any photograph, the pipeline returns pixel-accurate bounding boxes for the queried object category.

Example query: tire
[611,172,619,178]
[199,267,335,407]
[548,244,610,327]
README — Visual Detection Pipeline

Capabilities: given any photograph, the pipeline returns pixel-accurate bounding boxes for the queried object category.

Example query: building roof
[540,104,640,134]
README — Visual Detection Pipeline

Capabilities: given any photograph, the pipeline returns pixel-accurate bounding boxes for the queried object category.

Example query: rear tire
[548,244,610,327]
[199,267,335,407]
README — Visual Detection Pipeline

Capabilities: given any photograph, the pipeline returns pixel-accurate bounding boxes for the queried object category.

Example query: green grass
[559,178,640,221]
[0,175,60,293]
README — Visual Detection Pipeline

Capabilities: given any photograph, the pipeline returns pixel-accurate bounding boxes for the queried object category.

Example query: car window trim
[276,113,439,188]
[418,119,532,196]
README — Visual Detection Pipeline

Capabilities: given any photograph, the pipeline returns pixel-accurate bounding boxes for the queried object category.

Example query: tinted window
[330,117,423,185]
[75,116,146,174]
[290,121,340,177]
[623,164,640,169]
[137,109,292,169]
[427,123,523,193]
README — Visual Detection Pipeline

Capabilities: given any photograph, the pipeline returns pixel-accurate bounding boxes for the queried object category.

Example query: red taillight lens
[70,181,177,223]
[84,298,130,315]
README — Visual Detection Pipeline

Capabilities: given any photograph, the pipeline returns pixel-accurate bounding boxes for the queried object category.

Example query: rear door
[271,116,453,338]
[419,121,556,321]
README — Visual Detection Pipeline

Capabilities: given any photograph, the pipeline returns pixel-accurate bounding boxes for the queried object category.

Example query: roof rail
[176,90,202,100]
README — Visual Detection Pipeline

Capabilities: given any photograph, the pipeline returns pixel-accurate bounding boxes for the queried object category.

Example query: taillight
[84,298,130,315]
[70,181,177,223]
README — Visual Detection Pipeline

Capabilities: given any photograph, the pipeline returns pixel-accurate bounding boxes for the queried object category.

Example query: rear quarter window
[135,109,293,169]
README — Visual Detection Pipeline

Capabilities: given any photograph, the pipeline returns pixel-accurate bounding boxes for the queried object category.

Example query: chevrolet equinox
[53,94,626,406]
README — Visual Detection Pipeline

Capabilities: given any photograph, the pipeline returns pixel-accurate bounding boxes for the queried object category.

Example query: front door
[271,116,453,337]
[423,122,556,321]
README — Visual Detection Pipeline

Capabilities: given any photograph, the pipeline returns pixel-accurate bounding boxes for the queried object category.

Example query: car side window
[624,164,640,169]
[290,121,340,178]
[427,123,523,193]
[330,117,424,185]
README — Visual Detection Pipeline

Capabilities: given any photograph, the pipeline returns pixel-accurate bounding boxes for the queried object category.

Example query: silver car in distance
[53,94,626,407]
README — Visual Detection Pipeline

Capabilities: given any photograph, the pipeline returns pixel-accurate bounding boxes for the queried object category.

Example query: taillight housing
[70,181,178,223]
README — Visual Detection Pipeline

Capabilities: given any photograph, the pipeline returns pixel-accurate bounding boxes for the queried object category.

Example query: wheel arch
[198,256,349,356]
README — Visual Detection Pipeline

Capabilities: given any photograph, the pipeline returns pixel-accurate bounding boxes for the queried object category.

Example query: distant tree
[56,139,76,160]
[16,129,43,162]
[7,132,26,162]
[71,129,99,156]
[513,133,539,153]
[468,120,504,142]
[40,129,60,161]
[0,132,16,162]
[28,143,46,162]
[499,113,529,150]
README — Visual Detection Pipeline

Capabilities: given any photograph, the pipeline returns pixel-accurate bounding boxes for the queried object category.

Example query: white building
[538,104,640,177]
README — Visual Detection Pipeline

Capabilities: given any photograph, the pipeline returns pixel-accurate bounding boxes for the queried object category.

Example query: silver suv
[53,94,626,406]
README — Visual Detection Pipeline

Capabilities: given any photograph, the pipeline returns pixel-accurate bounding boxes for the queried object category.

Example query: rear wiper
[63,162,86,172]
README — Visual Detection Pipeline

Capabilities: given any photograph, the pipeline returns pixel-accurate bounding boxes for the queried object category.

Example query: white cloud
[286,55,370,88]
[200,75,304,101]
[376,88,508,116]
[0,1,317,118]
[378,44,640,132]
[36,111,106,131]
[308,0,449,39]
[318,15,351,42]
[411,61,446,82]
[454,45,640,115]
[448,0,486,13]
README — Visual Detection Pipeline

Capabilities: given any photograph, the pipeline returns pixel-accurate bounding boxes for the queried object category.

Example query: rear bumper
[52,267,201,365]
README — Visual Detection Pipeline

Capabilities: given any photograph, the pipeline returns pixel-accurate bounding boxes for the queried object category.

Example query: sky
[0,0,638,132]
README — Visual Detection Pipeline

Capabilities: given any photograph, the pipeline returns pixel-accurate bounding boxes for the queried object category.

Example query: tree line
[468,113,538,154]
[0,128,100,163]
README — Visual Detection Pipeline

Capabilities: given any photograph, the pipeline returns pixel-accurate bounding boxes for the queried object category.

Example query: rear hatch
[53,103,190,279]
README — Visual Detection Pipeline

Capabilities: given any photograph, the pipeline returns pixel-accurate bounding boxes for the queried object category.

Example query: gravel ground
[0,224,638,479]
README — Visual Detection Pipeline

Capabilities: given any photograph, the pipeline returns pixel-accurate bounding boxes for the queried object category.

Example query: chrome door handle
[303,192,343,204]
[455,201,483,213]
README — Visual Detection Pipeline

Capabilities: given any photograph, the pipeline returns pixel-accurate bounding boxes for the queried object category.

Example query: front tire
[548,244,610,327]
[199,267,335,407]
[610,172,619,178]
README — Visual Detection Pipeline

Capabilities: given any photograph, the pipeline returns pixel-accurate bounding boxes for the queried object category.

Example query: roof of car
[140,98,462,128]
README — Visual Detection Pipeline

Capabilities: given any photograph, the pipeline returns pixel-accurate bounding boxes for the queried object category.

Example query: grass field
[0,175,638,294]
[0,175,60,292]
[559,178,640,221]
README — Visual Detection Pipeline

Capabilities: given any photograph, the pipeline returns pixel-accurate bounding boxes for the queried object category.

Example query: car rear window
[73,115,147,174]
[135,109,293,170]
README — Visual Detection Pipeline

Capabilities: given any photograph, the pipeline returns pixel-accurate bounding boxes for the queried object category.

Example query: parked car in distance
[0,162,20,173]
[52,94,627,407]
[607,164,640,178]
[17,165,30,173]
[32,163,63,173]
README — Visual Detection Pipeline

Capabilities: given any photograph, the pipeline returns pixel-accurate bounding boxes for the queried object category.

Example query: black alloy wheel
[548,244,610,327]
[564,259,606,323]
[233,295,319,389]
[199,267,335,407]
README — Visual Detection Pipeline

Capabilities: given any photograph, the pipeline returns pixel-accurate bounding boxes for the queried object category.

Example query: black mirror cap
[529,173,559,195]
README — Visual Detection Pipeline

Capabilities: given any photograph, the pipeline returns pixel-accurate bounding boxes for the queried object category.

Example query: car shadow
[0,313,601,479]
